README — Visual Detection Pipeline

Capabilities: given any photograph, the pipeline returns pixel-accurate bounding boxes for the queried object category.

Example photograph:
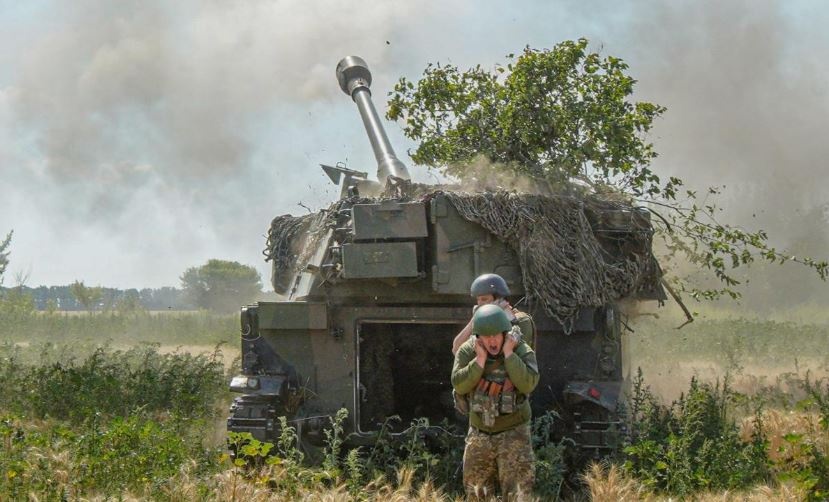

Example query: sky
[0,0,827,289]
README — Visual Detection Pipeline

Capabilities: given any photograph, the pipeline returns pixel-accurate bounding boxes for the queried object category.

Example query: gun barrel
[336,56,410,182]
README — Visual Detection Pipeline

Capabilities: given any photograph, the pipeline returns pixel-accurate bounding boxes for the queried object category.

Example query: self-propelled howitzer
[227,56,665,458]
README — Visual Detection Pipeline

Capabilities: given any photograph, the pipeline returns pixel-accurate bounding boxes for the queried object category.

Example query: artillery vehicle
[227,56,664,458]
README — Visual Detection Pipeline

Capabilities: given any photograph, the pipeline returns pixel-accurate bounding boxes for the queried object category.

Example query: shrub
[532,411,568,500]
[72,413,214,496]
[624,370,770,495]
[772,377,829,500]
[0,343,227,421]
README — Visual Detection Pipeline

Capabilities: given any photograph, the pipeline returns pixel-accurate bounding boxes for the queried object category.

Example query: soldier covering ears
[451,303,539,499]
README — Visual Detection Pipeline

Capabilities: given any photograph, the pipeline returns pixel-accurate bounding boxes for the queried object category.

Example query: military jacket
[513,310,535,348]
[451,337,539,433]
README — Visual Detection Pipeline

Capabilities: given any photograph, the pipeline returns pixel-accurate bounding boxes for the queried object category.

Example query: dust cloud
[618,0,829,309]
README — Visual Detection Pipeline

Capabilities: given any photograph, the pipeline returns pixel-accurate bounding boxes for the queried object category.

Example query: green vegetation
[631,316,829,370]
[69,280,103,311]
[0,293,236,346]
[0,230,11,283]
[624,372,770,495]
[0,343,227,500]
[1,413,220,500]
[2,284,193,311]
[181,259,263,313]
[387,39,827,302]
[226,411,465,500]
[0,343,227,421]
[4,343,828,500]
[0,301,828,499]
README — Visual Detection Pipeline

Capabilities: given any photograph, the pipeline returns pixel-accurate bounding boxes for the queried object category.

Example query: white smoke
[0,0,826,292]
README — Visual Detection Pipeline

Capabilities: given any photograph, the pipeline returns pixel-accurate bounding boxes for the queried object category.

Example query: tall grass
[0,305,236,346]
[624,371,770,495]
[3,304,829,500]
[0,343,230,500]
[0,342,229,421]
[631,317,829,369]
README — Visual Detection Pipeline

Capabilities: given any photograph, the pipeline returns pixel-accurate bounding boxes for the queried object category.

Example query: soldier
[451,273,535,356]
[452,304,540,499]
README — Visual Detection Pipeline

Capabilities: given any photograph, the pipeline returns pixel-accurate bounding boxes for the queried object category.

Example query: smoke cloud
[0,0,826,295]
[617,0,829,307]
[625,1,829,229]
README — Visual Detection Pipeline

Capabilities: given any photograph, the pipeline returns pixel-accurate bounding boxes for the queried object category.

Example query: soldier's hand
[474,337,488,367]
[502,329,519,357]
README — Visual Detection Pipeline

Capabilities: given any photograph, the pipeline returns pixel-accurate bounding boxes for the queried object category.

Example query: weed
[777,431,829,501]
[322,407,349,473]
[73,413,211,496]
[624,372,770,495]
[769,377,829,500]
[0,412,218,500]
[0,301,236,347]
[0,343,227,422]
[532,411,568,500]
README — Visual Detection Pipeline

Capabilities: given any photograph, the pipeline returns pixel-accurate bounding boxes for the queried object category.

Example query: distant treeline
[0,285,193,311]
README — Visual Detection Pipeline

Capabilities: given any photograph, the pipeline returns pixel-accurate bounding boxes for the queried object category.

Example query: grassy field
[1,300,828,500]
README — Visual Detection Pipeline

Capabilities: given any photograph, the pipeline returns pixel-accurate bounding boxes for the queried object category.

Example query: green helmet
[470,273,510,298]
[472,304,512,337]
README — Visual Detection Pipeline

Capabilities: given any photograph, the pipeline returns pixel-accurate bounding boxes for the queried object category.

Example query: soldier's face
[475,294,496,306]
[481,333,505,355]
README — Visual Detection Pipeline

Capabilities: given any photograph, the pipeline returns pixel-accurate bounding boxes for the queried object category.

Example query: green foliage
[5,324,829,499]
[227,426,335,498]
[228,411,465,499]
[0,230,11,284]
[0,287,36,336]
[356,415,464,493]
[531,411,568,500]
[223,411,564,499]
[802,378,829,432]
[181,259,262,313]
[656,187,827,302]
[772,378,829,500]
[73,413,210,495]
[115,288,146,314]
[3,283,194,311]
[323,407,349,473]
[0,415,63,500]
[0,412,217,500]
[624,371,770,495]
[388,39,663,189]
[631,317,829,376]
[387,38,827,301]
[344,447,365,494]
[0,307,236,346]
[0,343,227,421]
[69,280,103,311]
[777,431,829,501]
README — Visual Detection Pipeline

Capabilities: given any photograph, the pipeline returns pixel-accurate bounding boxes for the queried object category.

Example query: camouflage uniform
[511,308,535,349]
[463,423,535,499]
[452,336,539,499]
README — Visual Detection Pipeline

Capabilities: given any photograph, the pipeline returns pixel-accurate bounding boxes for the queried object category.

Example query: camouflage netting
[437,191,661,331]
[263,214,315,293]
[264,187,661,331]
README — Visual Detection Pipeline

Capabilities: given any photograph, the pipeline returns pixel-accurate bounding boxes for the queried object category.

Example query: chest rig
[470,357,519,427]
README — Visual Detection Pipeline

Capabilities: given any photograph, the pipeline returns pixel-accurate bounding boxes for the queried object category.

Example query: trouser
[462,422,534,500]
